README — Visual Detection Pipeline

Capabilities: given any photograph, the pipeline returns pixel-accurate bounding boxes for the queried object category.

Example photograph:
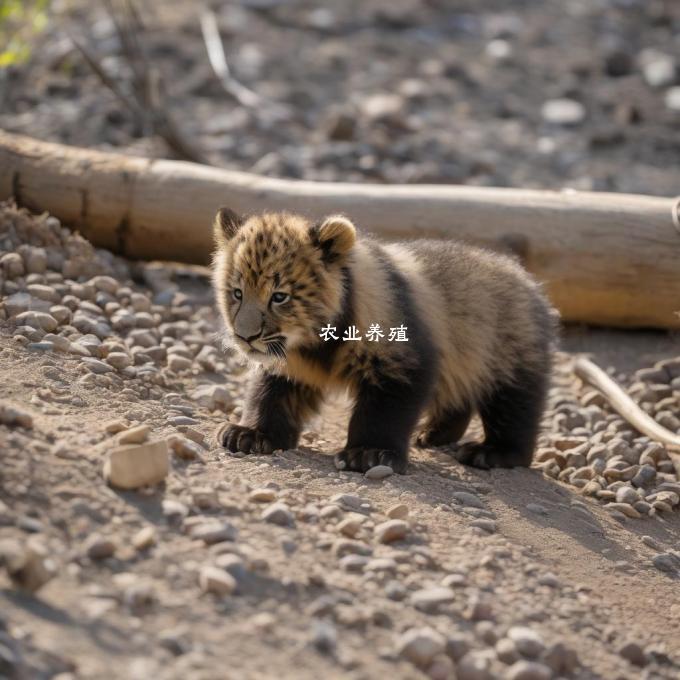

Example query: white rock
[386,503,409,519]
[410,586,455,613]
[248,488,277,503]
[337,516,363,538]
[364,465,393,480]
[486,39,513,62]
[199,566,236,595]
[374,519,408,543]
[641,51,676,88]
[132,526,157,550]
[361,93,403,120]
[665,86,680,112]
[103,440,169,490]
[118,424,150,445]
[190,521,237,544]
[541,98,586,126]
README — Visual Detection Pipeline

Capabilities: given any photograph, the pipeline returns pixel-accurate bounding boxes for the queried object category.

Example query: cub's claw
[216,423,274,455]
[334,447,408,474]
[454,442,528,469]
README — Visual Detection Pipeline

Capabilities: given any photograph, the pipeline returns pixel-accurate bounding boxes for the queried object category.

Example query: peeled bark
[1,130,679,329]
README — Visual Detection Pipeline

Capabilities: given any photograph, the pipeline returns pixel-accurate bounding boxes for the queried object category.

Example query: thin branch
[200,10,261,109]
[574,357,680,466]
[71,1,210,165]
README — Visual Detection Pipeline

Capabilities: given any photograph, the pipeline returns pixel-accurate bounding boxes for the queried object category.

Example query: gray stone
[615,486,639,505]
[452,491,484,509]
[262,502,294,527]
[410,586,455,613]
[507,660,552,680]
[15,311,58,333]
[396,627,445,668]
[190,521,237,544]
[471,519,496,533]
[507,627,545,659]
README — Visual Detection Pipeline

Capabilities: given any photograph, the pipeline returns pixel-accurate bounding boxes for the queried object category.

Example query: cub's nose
[236,331,262,344]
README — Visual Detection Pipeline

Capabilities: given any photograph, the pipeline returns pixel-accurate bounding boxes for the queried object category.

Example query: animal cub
[212,208,555,473]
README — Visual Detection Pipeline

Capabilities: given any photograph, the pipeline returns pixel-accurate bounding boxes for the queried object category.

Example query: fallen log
[1,130,679,329]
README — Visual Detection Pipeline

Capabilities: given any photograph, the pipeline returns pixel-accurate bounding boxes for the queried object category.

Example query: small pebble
[374,519,408,543]
[364,465,393,480]
[248,488,277,503]
[396,627,445,668]
[507,660,552,680]
[118,424,150,445]
[618,641,647,667]
[507,626,545,658]
[451,491,484,509]
[410,587,455,613]
[262,502,295,527]
[199,566,236,596]
[132,526,157,551]
[85,535,116,560]
[386,503,409,519]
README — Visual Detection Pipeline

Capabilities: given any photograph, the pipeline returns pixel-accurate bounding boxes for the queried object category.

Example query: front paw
[334,447,408,474]
[216,423,274,455]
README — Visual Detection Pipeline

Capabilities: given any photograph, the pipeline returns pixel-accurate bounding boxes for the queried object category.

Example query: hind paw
[454,442,531,469]
[334,447,408,474]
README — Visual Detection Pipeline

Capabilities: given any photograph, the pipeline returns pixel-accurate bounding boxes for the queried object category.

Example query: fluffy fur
[212,208,556,473]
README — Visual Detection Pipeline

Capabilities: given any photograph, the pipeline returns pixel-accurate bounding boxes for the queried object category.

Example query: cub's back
[384,239,554,405]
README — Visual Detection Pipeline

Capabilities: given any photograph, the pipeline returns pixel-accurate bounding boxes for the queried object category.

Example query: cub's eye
[270,291,290,305]
[232,288,242,301]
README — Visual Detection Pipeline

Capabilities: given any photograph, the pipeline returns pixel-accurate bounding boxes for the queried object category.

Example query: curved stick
[574,357,680,457]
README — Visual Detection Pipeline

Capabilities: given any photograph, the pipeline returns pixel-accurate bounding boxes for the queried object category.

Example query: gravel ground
[1,3,680,677]
[2,204,680,680]
[1,0,679,195]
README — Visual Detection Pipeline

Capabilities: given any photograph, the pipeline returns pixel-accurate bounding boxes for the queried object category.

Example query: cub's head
[212,209,356,364]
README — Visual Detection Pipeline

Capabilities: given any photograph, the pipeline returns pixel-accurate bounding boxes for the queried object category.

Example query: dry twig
[71,0,209,164]
[574,357,680,463]
[199,9,261,109]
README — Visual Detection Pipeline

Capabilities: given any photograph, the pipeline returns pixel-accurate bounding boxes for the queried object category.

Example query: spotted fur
[212,208,557,473]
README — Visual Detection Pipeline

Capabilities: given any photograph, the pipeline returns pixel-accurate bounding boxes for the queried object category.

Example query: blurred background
[1,0,679,195]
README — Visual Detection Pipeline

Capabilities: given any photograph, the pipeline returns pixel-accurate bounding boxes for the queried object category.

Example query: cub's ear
[309,215,356,264]
[213,207,243,244]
